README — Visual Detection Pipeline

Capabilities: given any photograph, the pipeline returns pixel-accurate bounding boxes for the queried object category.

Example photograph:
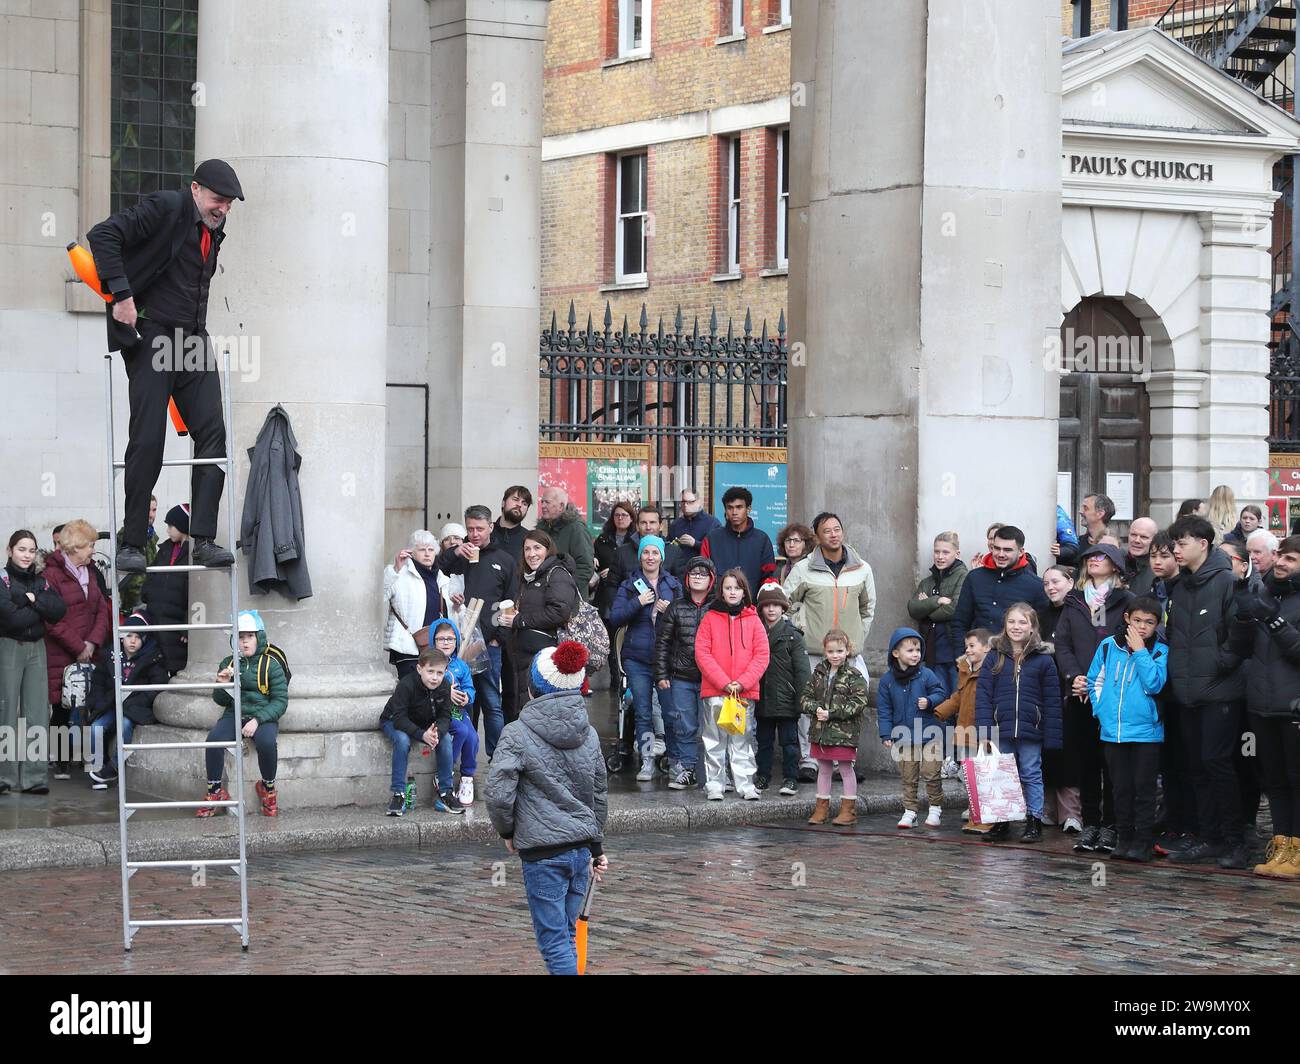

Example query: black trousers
[1103,742,1161,842]
[121,322,225,546]
[1159,699,1198,835]
[1071,697,1115,827]
[1181,701,1243,846]
[1251,713,1300,838]
[1235,702,1262,827]
[756,718,799,781]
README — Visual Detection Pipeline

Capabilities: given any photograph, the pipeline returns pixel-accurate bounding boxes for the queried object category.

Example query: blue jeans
[622,658,665,763]
[1004,738,1044,820]
[521,847,591,976]
[90,712,134,768]
[474,643,504,758]
[666,680,702,771]
[205,714,278,783]
[382,719,453,794]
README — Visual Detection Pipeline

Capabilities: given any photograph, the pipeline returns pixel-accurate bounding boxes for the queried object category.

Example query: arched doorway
[1058,297,1151,541]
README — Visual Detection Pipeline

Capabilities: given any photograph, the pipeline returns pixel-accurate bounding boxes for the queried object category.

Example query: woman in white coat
[384,529,443,678]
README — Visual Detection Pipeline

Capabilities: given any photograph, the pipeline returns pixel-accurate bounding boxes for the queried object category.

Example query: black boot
[1128,836,1154,863]
[985,821,1010,841]
[1019,816,1042,843]
[115,544,147,574]
[1109,832,1135,861]
[192,539,235,568]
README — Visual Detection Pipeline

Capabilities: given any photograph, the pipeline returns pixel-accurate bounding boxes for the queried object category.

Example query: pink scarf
[62,554,89,598]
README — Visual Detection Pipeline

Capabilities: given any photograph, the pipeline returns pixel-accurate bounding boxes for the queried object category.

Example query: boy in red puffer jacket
[694,568,769,801]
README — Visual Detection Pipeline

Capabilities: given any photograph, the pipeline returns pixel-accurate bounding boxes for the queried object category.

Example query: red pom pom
[551,640,589,675]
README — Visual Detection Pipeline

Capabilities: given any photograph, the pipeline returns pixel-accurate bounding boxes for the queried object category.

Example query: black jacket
[653,561,716,683]
[1166,549,1243,706]
[379,670,452,742]
[1053,586,1134,684]
[510,554,579,660]
[1127,553,1156,597]
[436,543,516,643]
[1229,570,1300,718]
[757,615,813,720]
[87,188,227,350]
[593,529,631,616]
[142,539,190,675]
[490,520,529,561]
[0,563,66,642]
[87,639,169,725]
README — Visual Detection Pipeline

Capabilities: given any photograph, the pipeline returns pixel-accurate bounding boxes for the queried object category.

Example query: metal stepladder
[102,347,250,951]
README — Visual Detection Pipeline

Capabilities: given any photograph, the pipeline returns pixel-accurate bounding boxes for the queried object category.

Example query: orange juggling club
[67,241,188,436]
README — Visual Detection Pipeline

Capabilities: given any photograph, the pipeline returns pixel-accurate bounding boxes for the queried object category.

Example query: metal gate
[539,302,788,495]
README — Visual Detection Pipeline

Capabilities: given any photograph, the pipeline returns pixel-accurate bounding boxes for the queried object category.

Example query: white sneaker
[740,787,760,801]
[1062,817,1083,835]
[925,806,942,827]
[636,760,655,782]
[706,785,724,801]
[652,736,666,757]
[897,809,917,829]
[457,777,474,806]
[961,807,971,822]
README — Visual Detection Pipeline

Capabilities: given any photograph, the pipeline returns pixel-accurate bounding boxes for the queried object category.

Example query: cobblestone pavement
[3,813,1296,976]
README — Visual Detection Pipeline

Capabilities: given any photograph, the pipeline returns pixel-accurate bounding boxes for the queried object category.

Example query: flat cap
[192,158,244,200]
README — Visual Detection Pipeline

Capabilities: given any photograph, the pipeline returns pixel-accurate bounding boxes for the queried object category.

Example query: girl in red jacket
[695,568,770,801]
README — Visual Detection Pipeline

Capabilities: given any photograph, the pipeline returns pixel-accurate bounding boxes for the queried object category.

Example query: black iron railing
[539,302,787,484]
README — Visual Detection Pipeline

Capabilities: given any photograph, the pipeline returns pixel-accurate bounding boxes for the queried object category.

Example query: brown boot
[1254,835,1291,876]
[830,798,857,826]
[807,797,831,825]
[1267,837,1300,878]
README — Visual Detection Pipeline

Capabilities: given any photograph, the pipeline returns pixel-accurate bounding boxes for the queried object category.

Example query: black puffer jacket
[1228,569,1300,718]
[1166,548,1243,706]
[510,554,579,661]
[0,562,66,641]
[379,669,452,741]
[142,539,190,675]
[757,615,813,720]
[86,639,169,725]
[1053,586,1133,684]
[653,560,716,683]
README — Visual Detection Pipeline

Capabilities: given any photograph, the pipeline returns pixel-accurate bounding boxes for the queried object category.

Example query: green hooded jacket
[213,625,288,724]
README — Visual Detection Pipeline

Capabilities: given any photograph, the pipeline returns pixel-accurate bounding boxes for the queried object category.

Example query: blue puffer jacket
[876,627,949,745]
[429,617,476,708]
[1086,634,1166,743]
[609,569,683,665]
[974,635,1063,749]
[952,555,1050,645]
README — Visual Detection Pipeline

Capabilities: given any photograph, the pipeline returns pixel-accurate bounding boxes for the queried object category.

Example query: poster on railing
[539,442,652,538]
[710,446,788,546]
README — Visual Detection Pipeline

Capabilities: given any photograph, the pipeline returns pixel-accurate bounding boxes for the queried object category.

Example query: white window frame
[776,127,789,269]
[615,151,648,283]
[726,136,742,275]
[780,0,791,26]
[619,0,651,57]
[729,0,744,36]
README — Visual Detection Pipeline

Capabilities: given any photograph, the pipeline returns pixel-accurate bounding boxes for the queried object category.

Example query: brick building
[541,0,793,335]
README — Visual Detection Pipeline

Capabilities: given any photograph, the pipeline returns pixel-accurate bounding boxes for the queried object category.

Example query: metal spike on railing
[586,311,594,337]
[708,308,718,336]
[725,316,734,344]
[760,320,769,346]
[603,301,613,331]
[549,309,557,339]
[639,303,649,333]
[656,315,665,341]
[674,305,684,334]
[692,315,700,340]
[744,307,753,336]
[778,308,786,338]
[567,300,577,330]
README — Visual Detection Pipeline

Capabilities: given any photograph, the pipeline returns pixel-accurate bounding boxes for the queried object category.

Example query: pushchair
[604,630,671,774]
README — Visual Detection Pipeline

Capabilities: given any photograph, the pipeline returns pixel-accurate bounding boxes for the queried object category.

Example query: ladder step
[127,859,242,869]
[124,799,239,809]
[128,918,244,928]
[121,741,240,751]
[123,681,235,691]
[140,564,231,573]
[123,622,234,632]
[112,457,230,469]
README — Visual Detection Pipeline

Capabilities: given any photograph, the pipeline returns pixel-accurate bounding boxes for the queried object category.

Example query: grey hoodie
[486,690,608,859]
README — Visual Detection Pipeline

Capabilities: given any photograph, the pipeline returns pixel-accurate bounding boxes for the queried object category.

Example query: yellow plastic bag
[718,695,747,735]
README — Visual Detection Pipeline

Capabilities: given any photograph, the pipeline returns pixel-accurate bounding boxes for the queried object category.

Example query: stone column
[427,0,549,516]
[789,0,1062,674]
[1197,210,1273,506]
[1147,370,1210,526]
[142,0,398,806]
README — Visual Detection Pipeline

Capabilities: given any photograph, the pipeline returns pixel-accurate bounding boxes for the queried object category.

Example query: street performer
[88,159,244,575]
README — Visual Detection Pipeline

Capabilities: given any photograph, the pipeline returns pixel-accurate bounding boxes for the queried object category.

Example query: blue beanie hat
[638,534,666,562]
